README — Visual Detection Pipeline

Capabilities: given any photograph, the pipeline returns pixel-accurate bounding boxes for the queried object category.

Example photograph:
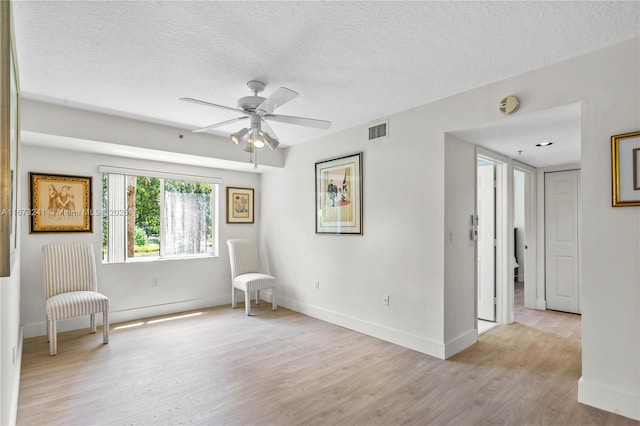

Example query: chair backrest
[227,239,260,278]
[42,243,98,298]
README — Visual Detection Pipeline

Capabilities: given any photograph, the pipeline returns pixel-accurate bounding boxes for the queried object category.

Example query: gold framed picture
[226,186,254,224]
[29,173,93,232]
[611,131,640,207]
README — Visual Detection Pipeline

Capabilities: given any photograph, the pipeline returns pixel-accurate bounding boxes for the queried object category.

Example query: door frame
[477,147,512,325]
[477,160,496,322]
[536,163,581,310]
[513,160,537,310]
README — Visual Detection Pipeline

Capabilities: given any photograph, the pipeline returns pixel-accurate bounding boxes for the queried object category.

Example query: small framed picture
[226,187,254,224]
[29,172,93,232]
[315,152,363,235]
[611,131,640,206]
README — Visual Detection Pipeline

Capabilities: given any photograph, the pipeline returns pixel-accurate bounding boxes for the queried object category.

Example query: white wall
[260,37,640,419]
[19,144,260,338]
[444,134,477,356]
[1,256,21,426]
[21,99,286,169]
[576,40,639,419]
[260,113,448,356]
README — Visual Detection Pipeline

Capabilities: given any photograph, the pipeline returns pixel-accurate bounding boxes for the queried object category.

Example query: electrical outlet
[314,281,320,291]
[383,294,390,306]
[152,278,159,288]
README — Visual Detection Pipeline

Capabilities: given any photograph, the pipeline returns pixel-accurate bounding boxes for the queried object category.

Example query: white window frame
[100,166,221,263]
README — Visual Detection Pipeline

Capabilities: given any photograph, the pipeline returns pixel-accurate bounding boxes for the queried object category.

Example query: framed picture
[611,131,640,207]
[0,1,19,276]
[315,152,363,235]
[226,186,254,224]
[29,173,93,232]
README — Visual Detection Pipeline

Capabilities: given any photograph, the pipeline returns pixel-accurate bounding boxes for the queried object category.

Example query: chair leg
[231,285,237,309]
[272,288,277,311]
[49,319,57,356]
[103,310,109,344]
[90,313,96,334]
[256,290,260,305]
[245,290,251,316]
[46,316,50,343]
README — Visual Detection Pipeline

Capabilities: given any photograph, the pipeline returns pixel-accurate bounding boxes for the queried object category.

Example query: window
[101,167,220,263]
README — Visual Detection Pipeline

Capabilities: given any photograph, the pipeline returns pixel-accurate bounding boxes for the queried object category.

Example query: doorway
[544,169,581,314]
[512,162,538,319]
[514,169,526,312]
[476,150,510,333]
[453,104,581,335]
[477,158,496,323]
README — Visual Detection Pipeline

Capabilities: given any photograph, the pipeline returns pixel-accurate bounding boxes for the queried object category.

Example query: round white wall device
[499,95,520,115]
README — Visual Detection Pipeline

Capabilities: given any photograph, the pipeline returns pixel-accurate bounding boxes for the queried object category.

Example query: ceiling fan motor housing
[238,96,266,112]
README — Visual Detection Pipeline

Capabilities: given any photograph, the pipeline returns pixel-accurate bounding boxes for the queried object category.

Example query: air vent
[368,121,388,140]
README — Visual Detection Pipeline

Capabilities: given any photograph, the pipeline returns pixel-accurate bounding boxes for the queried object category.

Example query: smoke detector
[499,96,520,115]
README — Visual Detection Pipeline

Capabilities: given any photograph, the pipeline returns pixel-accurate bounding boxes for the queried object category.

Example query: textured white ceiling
[450,103,581,168]
[11,1,640,162]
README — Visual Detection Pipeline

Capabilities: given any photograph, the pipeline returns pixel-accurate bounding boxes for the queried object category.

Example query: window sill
[102,254,217,265]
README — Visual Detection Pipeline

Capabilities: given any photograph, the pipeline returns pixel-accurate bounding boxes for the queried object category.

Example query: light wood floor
[17,292,636,426]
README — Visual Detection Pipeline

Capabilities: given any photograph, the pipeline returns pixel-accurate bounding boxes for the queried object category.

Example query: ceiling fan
[180,81,331,154]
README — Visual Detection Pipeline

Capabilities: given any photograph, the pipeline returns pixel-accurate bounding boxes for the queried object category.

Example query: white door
[545,170,580,314]
[477,163,495,321]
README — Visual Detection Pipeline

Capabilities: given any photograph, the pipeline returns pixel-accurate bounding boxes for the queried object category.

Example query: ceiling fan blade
[264,113,331,130]
[180,97,247,114]
[256,87,298,114]
[192,116,248,133]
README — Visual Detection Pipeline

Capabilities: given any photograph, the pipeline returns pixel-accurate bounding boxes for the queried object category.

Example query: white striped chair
[227,239,277,316]
[42,243,110,355]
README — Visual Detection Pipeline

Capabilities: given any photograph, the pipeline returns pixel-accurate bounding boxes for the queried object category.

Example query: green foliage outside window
[103,173,214,260]
[134,227,148,246]
[135,176,161,236]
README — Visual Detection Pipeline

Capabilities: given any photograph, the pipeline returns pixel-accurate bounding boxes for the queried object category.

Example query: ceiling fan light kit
[262,132,279,150]
[242,140,255,153]
[180,80,331,166]
[249,131,265,149]
[230,128,249,145]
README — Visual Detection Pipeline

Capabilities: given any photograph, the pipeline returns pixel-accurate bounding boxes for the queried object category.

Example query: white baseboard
[578,376,640,421]
[9,326,23,426]
[24,292,448,361]
[280,295,446,359]
[444,329,477,359]
[23,296,229,338]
